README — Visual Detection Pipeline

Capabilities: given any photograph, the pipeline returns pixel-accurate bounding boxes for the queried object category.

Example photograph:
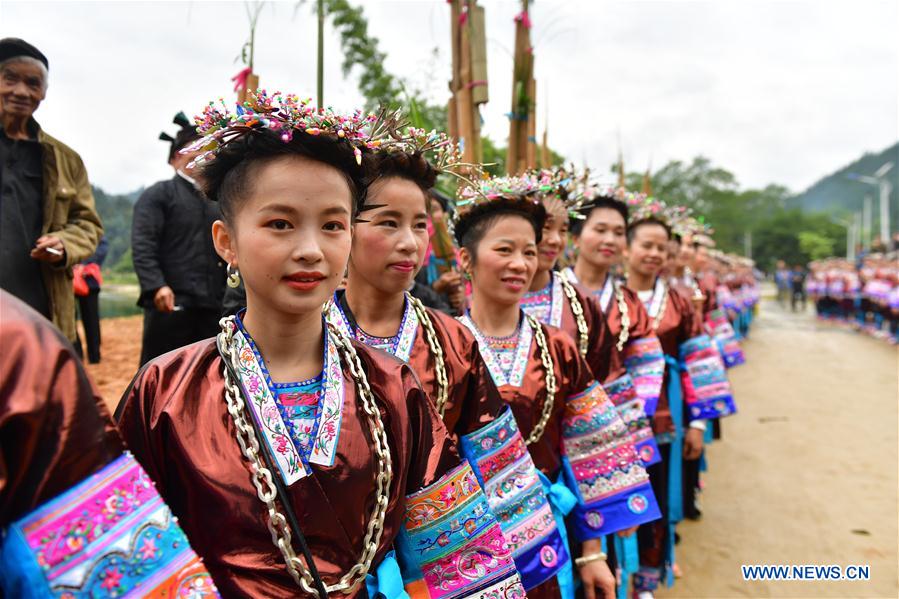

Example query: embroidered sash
[559,383,661,540]
[395,460,525,598]
[0,452,219,598]
[458,407,567,591]
[679,334,737,420]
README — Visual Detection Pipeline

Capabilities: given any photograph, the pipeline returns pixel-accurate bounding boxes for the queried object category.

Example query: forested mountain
[92,185,141,273]
[787,141,899,238]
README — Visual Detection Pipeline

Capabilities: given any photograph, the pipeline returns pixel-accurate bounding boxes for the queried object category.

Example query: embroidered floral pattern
[458,313,533,388]
[603,374,659,465]
[232,313,346,483]
[520,274,564,328]
[459,407,568,588]
[397,462,522,599]
[561,383,661,535]
[622,337,666,416]
[10,453,218,597]
[679,334,737,420]
[327,295,419,362]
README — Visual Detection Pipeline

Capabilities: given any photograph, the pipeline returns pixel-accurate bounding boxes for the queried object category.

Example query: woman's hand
[433,270,461,294]
[684,427,705,460]
[580,557,616,599]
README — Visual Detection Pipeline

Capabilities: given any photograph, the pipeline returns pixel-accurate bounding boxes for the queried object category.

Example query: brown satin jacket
[116,337,457,597]
[0,291,123,526]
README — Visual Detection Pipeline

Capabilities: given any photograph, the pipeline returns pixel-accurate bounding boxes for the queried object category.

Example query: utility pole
[876,162,893,243]
[863,194,872,249]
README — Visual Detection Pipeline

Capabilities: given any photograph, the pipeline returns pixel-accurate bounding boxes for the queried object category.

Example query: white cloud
[3,0,896,195]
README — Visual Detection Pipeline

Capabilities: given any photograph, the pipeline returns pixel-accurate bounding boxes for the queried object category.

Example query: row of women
[0,91,755,598]
[806,254,899,344]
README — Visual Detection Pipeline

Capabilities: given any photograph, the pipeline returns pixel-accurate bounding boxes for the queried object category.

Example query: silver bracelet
[575,551,608,567]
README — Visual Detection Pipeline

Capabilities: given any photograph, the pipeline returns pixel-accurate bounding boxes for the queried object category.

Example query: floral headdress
[673,215,715,240]
[449,171,549,240]
[185,89,395,167]
[371,117,468,176]
[570,179,642,219]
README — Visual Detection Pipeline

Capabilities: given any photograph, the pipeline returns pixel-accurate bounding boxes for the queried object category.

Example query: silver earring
[226,263,241,288]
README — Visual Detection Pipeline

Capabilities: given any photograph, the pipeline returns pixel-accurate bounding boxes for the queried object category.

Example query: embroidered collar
[231,311,345,485]
[639,278,667,319]
[327,291,419,363]
[521,272,564,328]
[458,310,533,388]
[563,267,614,312]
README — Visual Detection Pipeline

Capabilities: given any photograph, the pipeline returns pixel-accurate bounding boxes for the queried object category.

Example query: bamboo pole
[448,0,462,141]
[458,6,476,165]
[507,0,533,174]
[526,77,536,170]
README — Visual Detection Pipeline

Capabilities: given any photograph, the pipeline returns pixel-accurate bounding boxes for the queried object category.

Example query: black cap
[0,38,49,70]
[160,111,200,162]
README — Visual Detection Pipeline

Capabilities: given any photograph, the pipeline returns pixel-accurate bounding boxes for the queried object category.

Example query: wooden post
[238,73,259,104]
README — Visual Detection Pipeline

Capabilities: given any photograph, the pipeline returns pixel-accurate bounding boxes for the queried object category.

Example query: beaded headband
[184,89,394,167]
[373,117,468,176]
[449,171,549,238]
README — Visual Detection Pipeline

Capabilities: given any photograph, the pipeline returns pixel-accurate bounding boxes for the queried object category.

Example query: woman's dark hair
[570,196,629,235]
[430,189,451,213]
[369,150,438,192]
[199,129,371,223]
[627,217,672,244]
[455,197,547,258]
[165,128,201,162]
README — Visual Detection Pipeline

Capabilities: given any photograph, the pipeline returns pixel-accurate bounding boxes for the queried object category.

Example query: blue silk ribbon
[613,533,640,599]
[365,550,409,599]
[663,355,685,587]
[538,470,578,599]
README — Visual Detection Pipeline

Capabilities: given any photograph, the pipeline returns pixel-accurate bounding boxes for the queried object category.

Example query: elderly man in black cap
[0,38,102,344]
[131,113,226,365]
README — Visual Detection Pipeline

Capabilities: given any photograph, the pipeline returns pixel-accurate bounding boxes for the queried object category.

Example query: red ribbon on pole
[231,67,252,92]
[514,10,531,29]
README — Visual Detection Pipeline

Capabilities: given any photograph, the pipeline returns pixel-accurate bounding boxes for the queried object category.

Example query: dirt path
[659,299,898,598]
[79,315,142,412]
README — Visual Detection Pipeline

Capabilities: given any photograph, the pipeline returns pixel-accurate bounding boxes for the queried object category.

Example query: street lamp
[847,161,894,245]
[830,215,856,261]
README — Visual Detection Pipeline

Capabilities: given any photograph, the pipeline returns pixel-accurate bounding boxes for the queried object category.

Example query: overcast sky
[3,0,897,195]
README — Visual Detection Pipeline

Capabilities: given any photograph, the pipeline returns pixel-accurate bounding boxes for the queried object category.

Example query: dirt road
[659,300,898,598]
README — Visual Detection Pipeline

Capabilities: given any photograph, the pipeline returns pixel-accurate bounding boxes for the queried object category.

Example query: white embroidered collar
[231,316,345,485]
[458,311,533,388]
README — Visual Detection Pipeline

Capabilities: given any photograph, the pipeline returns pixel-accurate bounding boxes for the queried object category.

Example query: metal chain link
[559,275,590,358]
[407,294,450,417]
[615,280,630,352]
[651,281,669,332]
[524,315,558,446]
[216,317,393,597]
